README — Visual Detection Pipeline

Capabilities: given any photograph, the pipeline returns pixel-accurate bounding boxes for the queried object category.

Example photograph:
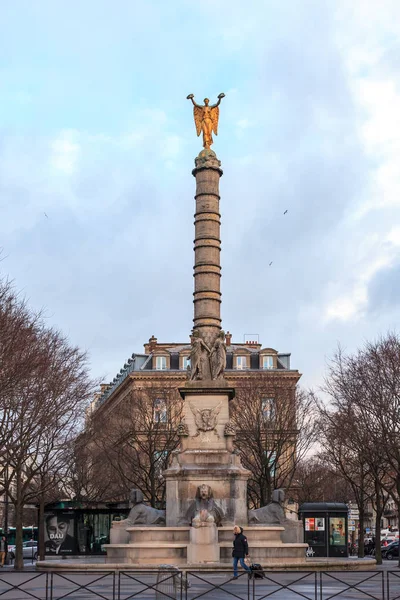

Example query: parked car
[382,535,397,545]
[382,541,399,560]
[8,540,38,560]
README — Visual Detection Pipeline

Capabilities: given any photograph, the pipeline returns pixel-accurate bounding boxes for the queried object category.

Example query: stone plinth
[104,524,308,566]
[187,523,219,563]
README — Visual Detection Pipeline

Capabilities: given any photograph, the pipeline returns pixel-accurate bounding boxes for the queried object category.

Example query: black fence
[0,569,398,600]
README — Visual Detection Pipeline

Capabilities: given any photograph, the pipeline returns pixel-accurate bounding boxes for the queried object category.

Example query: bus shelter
[299,502,348,558]
[43,501,129,556]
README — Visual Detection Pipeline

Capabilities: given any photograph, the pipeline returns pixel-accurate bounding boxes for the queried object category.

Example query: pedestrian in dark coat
[232,526,251,578]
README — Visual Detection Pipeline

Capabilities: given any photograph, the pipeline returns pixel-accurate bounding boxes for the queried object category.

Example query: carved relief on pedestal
[189,401,222,438]
[177,420,189,437]
[224,420,236,437]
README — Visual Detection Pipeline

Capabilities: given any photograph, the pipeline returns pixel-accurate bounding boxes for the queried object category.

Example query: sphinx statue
[248,488,286,525]
[124,489,166,526]
[186,484,225,527]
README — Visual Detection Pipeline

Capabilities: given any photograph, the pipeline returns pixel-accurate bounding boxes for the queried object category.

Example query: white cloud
[50,130,80,175]
[323,232,400,323]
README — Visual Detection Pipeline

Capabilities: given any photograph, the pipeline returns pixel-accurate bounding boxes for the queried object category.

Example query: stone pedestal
[187,523,219,563]
[164,383,250,528]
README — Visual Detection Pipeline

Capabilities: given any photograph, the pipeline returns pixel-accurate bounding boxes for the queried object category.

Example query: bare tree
[91,384,184,507]
[231,376,318,508]
[0,278,96,568]
[294,457,356,505]
[350,334,400,565]
[319,344,392,562]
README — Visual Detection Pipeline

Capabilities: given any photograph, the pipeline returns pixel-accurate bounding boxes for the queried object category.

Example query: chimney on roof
[149,335,158,352]
[226,331,232,347]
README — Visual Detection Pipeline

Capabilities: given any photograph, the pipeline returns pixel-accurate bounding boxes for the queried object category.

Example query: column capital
[192,149,223,177]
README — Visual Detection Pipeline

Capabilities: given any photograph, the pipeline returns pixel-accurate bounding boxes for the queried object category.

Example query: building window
[182,356,191,371]
[154,399,167,423]
[156,356,167,370]
[264,450,277,476]
[236,356,248,370]
[262,355,274,369]
[153,450,168,477]
[261,398,275,420]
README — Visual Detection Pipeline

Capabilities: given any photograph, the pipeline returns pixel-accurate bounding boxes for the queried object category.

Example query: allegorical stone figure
[210,330,226,380]
[248,488,286,525]
[186,484,225,527]
[189,330,210,381]
[187,93,225,149]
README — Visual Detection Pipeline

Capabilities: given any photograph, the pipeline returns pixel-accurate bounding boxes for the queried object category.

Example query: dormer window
[156,356,167,370]
[237,356,248,370]
[262,355,274,369]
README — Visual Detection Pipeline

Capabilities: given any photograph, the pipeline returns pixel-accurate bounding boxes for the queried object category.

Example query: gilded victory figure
[187,93,225,149]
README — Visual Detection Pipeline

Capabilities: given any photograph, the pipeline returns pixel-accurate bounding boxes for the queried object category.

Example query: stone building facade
[91,334,300,415]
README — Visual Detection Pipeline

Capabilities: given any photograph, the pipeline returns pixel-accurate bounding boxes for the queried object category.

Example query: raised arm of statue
[210,93,226,108]
[186,94,200,107]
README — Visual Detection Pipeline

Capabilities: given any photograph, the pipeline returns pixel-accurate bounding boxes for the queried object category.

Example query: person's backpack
[250,563,265,579]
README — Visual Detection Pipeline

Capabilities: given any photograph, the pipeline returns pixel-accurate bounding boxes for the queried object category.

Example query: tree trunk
[38,496,45,561]
[374,505,382,565]
[397,499,400,568]
[358,504,365,558]
[14,494,24,570]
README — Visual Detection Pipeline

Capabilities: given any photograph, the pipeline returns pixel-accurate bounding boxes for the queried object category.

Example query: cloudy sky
[1,0,399,389]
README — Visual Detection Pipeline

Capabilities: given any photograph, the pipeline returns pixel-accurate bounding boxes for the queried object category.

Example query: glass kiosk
[299,502,348,558]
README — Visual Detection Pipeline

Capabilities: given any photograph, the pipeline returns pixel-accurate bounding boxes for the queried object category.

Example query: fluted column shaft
[192,150,223,349]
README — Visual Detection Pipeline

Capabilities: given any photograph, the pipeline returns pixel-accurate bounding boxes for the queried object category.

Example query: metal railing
[0,569,396,600]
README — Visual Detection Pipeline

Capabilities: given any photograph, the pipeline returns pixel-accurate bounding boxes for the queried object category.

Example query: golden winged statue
[187,93,225,149]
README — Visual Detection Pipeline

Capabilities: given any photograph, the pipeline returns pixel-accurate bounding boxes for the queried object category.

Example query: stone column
[192,149,223,351]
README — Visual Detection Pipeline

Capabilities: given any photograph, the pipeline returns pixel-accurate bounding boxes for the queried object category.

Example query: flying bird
[269,261,273,266]
[44,213,48,218]
[283,209,288,215]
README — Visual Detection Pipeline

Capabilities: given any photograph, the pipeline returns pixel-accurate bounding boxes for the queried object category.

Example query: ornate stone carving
[210,330,226,380]
[189,330,211,381]
[187,484,225,527]
[177,420,189,437]
[248,488,286,525]
[187,93,225,149]
[189,401,222,438]
[224,420,236,436]
[194,148,222,171]
[122,488,166,526]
